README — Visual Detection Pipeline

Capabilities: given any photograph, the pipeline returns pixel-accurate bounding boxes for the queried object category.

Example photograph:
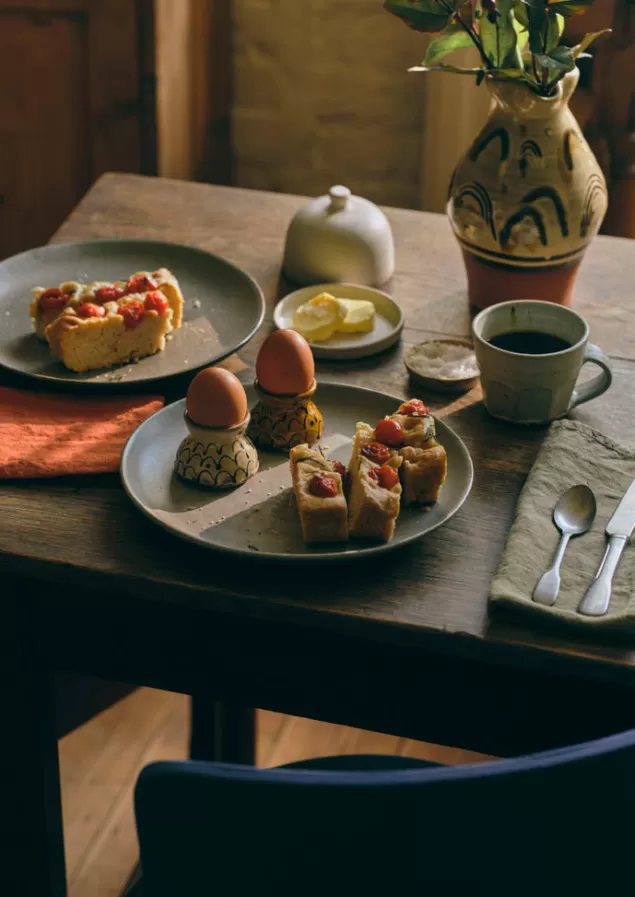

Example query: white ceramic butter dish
[275,283,403,360]
[283,185,395,287]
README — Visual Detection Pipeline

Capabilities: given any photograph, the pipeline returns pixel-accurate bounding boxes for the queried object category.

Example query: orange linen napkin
[0,387,164,478]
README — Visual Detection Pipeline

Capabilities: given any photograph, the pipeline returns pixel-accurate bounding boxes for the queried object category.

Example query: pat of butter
[291,292,346,342]
[337,298,376,334]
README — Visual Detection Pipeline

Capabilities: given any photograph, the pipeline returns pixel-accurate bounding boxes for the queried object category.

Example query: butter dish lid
[283,185,395,288]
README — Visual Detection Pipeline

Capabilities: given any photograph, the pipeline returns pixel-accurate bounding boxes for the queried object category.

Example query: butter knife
[578,478,635,617]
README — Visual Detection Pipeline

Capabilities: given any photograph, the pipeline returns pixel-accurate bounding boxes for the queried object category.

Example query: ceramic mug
[472,300,612,425]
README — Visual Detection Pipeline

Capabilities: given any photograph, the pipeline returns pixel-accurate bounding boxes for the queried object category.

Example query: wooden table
[4,174,635,896]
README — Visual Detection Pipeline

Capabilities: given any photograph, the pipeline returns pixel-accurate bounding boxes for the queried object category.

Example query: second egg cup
[248,379,323,453]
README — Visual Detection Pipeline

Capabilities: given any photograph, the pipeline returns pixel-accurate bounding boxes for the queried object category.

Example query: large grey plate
[121,382,474,561]
[0,239,265,386]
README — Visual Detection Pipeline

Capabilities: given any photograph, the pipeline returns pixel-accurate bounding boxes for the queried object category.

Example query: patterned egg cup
[174,411,259,489]
[248,379,323,453]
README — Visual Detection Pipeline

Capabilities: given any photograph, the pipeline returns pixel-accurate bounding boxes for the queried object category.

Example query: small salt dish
[404,338,480,393]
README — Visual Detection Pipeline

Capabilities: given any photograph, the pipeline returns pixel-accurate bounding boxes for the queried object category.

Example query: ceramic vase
[174,412,259,488]
[248,380,323,452]
[448,70,608,310]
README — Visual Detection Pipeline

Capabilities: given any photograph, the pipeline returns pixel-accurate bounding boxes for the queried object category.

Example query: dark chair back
[135,730,635,895]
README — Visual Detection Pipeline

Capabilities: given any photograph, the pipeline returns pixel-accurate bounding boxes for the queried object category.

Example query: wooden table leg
[189,697,256,765]
[0,598,66,897]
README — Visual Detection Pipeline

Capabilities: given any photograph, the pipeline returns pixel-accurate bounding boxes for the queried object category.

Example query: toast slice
[347,423,402,542]
[290,444,348,544]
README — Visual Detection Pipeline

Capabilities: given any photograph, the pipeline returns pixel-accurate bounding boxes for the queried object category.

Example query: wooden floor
[59,687,490,897]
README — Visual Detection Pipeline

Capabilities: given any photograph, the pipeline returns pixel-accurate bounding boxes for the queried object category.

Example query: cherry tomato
[119,300,145,329]
[126,274,157,294]
[398,399,429,417]
[144,290,169,315]
[309,473,338,498]
[361,442,391,465]
[331,460,346,477]
[368,465,400,490]
[374,419,404,446]
[77,302,106,319]
[38,288,68,312]
[95,285,125,304]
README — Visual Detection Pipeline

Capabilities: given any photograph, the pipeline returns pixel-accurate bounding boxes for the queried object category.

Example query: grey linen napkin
[490,420,635,632]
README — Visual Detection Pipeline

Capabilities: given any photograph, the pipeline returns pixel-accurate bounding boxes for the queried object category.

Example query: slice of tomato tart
[388,399,447,506]
[289,444,348,544]
[44,290,174,373]
[347,422,402,542]
[30,268,184,342]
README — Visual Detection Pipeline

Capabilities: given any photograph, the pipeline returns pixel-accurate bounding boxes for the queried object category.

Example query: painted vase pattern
[248,380,323,453]
[174,413,259,488]
[448,70,608,308]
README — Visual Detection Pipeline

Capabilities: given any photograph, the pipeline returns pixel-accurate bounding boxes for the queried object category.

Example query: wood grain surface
[3,173,635,686]
[6,175,635,897]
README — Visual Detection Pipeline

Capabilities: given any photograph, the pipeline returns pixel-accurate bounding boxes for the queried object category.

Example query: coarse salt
[407,340,478,380]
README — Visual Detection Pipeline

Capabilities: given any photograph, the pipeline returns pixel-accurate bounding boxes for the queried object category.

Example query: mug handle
[569,343,613,411]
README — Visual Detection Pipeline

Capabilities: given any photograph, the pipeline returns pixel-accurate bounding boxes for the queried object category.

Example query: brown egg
[186,367,247,428]
[256,329,315,396]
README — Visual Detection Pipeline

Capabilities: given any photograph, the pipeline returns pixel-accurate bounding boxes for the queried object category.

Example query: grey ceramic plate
[121,382,474,561]
[0,239,265,387]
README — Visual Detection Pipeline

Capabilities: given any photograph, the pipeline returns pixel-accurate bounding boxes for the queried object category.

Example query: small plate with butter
[274,283,403,360]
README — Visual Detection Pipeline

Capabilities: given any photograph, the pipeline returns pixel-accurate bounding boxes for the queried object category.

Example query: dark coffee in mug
[473,300,612,425]
[487,330,572,355]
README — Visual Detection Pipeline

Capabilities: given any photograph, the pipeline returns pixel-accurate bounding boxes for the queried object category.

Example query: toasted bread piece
[142,268,184,328]
[389,401,447,505]
[30,281,87,339]
[45,295,173,373]
[348,423,401,542]
[30,268,184,339]
[290,444,348,544]
[390,411,436,448]
[400,444,447,505]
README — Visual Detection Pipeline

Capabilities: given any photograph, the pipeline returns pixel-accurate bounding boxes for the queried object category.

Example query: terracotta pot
[448,70,608,310]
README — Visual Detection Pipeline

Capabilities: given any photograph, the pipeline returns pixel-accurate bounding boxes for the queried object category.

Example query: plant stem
[496,16,501,68]
[541,65,550,96]
[437,0,490,66]
[539,11,549,95]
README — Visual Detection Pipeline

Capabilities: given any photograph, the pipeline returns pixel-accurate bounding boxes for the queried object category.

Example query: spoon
[532,484,597,606]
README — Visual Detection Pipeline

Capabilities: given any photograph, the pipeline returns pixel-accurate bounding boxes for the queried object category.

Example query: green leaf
[571,29,611,57]
[547,0,594,15]
[384,0,453,32]
[544,10,565,51]
[513,1,529,27]
[409,63,486,75]
[480,0,522,68]
[535,45,575,71]
[491,67,533,81]
[512,10,529,53]
[424,26,477,64]
[526,0,547,56]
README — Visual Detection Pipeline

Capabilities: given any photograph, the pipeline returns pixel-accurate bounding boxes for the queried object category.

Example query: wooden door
[0,0,155,259]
